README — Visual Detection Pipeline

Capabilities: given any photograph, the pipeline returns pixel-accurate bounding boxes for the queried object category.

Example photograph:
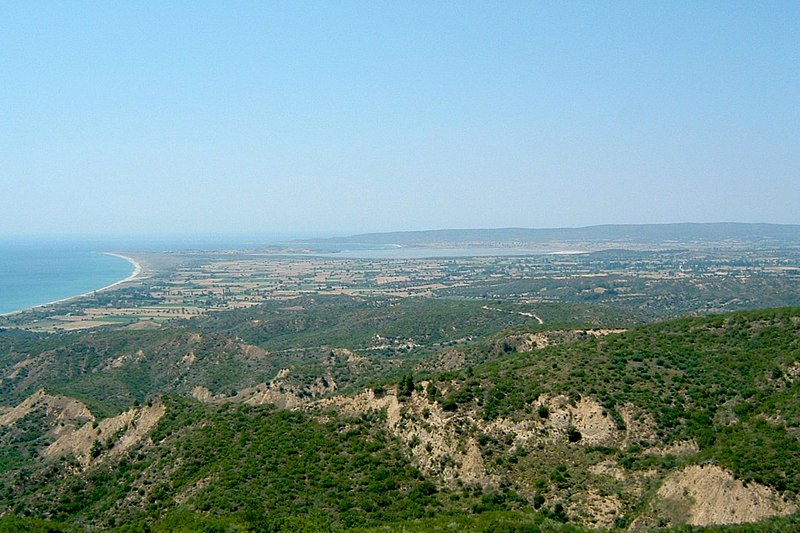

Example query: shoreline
[0,252,143,318]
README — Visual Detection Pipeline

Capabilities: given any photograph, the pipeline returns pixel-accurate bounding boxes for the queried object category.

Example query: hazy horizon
[3,2,798,237]
[3,221,799,248]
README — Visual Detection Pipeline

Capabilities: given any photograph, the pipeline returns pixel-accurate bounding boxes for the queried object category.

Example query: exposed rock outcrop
[0,389,94,436]
[633,464,798,529]
[44,401,166,467]
[191,367,337,410]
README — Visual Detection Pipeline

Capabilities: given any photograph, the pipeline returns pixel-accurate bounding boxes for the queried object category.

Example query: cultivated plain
[1,224,799,531]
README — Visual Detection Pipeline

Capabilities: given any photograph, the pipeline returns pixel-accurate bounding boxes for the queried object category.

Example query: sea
[0,242,135,316]
[0,234,553,316]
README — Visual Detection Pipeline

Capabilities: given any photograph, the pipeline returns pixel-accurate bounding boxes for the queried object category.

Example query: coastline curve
[0,252,143,318]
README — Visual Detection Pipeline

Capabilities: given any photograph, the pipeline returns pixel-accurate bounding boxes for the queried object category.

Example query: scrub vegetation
[1,236,799,531]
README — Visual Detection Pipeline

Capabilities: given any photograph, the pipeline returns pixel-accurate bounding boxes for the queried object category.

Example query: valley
[0,227,799,531]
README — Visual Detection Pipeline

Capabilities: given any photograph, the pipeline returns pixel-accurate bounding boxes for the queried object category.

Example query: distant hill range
[305,223,800,248]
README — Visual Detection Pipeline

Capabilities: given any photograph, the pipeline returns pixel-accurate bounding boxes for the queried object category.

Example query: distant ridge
[305,223,800,247]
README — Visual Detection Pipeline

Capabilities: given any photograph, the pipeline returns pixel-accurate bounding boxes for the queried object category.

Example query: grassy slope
[1,397,526,531]
[0,307,798,531]
[442,307,800,494]
[0,296,632,416]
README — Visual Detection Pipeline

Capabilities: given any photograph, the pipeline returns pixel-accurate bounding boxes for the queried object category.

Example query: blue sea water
[0,242,134,316]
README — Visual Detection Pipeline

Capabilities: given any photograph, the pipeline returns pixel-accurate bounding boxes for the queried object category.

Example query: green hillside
[0,305,798,531]
[0,296,634,416]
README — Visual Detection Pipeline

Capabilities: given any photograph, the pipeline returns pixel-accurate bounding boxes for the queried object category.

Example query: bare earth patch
[653,464,797,527]
[0,389,94,434]
[44,401,166,467]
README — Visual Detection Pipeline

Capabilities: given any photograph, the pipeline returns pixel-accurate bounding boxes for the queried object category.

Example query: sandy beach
[0,252,144,317]
[100,253,143,290]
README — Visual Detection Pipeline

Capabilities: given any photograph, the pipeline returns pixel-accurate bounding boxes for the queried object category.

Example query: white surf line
[100,253,143,290]
[481,305,544,325]
[0,253,143,317]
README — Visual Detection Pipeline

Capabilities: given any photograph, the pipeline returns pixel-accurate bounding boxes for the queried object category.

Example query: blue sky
[2,1,798,237]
